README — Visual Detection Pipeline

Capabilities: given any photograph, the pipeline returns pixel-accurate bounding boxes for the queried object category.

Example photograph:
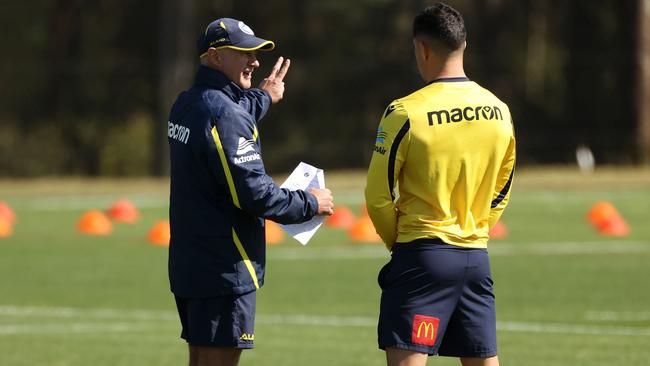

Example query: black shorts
[174,291,256,348]
[377,239,497,358]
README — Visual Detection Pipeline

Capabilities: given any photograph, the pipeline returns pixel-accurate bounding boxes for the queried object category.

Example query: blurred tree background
[0,0,648,176]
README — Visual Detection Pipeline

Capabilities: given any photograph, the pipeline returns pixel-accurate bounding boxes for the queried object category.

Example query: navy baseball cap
[197,18,275,57]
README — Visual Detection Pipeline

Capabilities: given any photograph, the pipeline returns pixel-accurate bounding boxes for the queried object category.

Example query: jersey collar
[426,76,470,85]
[194,65,244,101]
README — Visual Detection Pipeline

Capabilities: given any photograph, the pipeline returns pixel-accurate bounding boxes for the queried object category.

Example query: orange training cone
[148,220,170,246]
[348,215,381,243]
[596,216,630,237]
[77,210,113,235]
[587,201,620,225]
[0,217,12,238]
[489,220,508,240]
[108,199,140,223]
[586,201,630,237]
[0,201,16,225]
[325,205,356,229]
[265,220,284,245]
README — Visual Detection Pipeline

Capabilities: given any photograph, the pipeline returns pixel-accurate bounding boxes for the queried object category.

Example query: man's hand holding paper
[277,162,334,245]
[310,188,334,215]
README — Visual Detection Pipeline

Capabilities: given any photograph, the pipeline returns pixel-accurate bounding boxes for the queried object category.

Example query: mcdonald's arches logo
[412,314,439,346]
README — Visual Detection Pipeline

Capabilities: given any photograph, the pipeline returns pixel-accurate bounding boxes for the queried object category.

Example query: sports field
[1,168,649,366]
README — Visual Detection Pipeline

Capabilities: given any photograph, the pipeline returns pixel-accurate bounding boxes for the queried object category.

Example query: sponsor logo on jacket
[168,121,190,144]
[236,137,256,155]
[233,153,261,164]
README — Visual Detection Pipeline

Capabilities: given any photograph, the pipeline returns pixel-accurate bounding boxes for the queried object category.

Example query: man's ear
[413,38,431,61]
[207,47,221,66]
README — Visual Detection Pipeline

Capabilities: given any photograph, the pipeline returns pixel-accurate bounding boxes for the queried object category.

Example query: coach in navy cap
[167,17,334,366]
[197,18,279,91]
[197,18,275,56]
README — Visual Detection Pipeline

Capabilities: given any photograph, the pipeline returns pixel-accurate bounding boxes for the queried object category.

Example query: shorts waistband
[392,238,485,253]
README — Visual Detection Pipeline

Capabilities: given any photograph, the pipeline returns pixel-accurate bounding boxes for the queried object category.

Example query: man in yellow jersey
[365,3,515,366]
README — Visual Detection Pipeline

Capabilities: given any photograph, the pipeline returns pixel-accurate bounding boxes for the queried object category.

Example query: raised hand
[259,56,291,104]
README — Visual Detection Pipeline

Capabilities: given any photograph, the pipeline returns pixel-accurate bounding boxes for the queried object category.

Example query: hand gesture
[259,56,290,104]
[309,188,334,216]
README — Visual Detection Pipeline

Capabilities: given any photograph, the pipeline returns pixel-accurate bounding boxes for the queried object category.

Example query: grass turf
[0,168,649,365]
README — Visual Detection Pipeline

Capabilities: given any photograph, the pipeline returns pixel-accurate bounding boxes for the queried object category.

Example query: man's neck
[433,67,466,80]
[425,55,466,83]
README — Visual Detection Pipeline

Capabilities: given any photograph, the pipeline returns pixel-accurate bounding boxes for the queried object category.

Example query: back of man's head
[413,3,466,53]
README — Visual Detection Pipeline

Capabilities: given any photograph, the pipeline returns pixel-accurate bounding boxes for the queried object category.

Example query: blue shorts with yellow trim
[175,291,256,348]
[377,239,497,358]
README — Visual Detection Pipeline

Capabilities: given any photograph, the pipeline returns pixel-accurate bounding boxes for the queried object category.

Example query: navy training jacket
[168,66,319,298]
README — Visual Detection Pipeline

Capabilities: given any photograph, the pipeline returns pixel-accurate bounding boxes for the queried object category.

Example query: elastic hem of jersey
[395,238,446,246]
[380,342,435,356]
[395,230,489,248]
[185,339,254,349]
[438,349,497,358]
[394,237,488,250]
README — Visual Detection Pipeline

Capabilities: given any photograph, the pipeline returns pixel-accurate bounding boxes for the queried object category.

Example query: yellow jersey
[365,77,515,250]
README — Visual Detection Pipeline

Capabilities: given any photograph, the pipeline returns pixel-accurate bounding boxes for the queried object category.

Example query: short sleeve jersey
[365,77,515,250]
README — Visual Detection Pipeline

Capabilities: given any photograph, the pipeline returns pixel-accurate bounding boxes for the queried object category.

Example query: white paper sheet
[278,162,325,245]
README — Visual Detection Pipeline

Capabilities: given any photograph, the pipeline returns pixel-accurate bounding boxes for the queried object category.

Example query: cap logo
[209,38,227,46]
[219,21,226,30]
[238,21,254,35]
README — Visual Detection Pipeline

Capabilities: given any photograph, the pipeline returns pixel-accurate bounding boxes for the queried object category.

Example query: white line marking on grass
[497,321,650,336]
[258,314,376,327]
[585,311,650,322]
[0,306,175,321]
[0,322,154,335]
[493,241,650,256]
[1,305,650,337]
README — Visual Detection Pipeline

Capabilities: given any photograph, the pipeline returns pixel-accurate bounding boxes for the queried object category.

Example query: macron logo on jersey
[168,121,190,144]
[236,137,256,156]
[427,105,503,125]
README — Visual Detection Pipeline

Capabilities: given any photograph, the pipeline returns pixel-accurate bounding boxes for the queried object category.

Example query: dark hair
[413,3,466,52]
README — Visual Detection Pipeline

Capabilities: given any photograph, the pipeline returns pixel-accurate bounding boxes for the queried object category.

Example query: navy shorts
[377,239,497,357]
[174,291,256,348]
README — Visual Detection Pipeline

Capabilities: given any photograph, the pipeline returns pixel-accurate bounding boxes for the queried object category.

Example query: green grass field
[1,168,649,366]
